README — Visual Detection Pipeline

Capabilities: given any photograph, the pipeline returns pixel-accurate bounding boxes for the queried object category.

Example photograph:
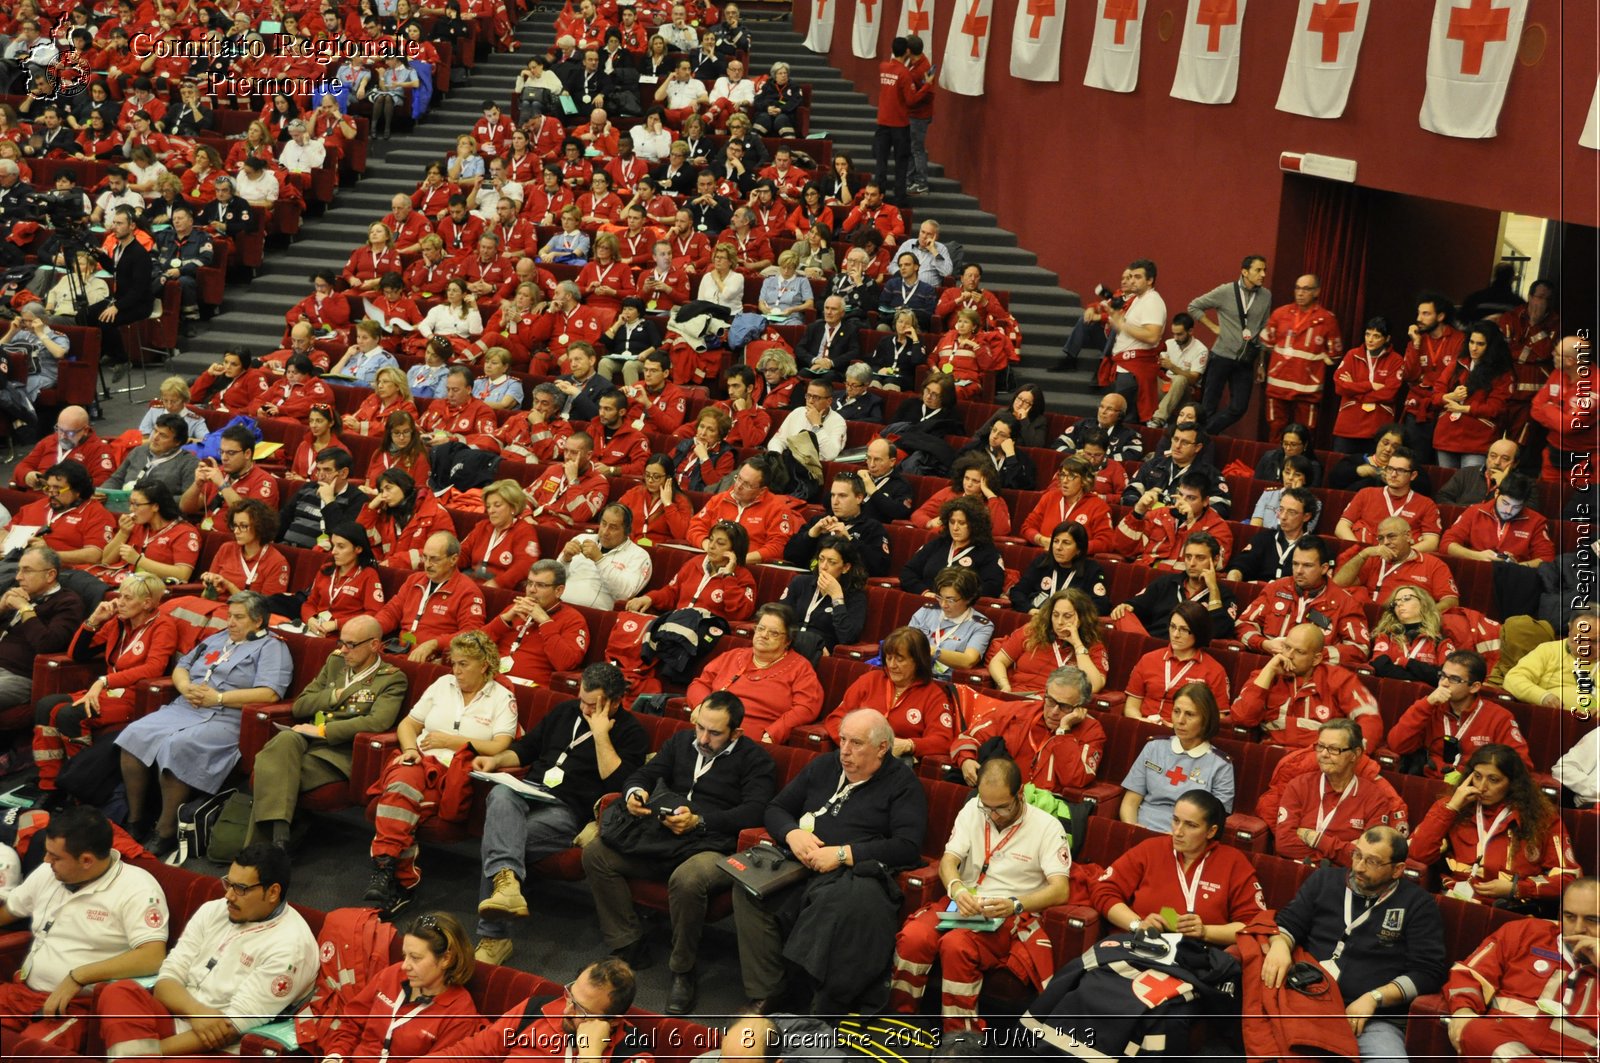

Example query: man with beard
[1260,826,1447,1062]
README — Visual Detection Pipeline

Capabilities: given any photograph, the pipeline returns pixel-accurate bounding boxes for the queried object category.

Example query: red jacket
[1271,767,1407,865]
[1090,838,1265,927]
[1331,347,1406,441]
[821,673,955,758]
[373,569,487,650]
[358,492,455,569]
[436,994,652,1062]
[1431,360,1515,455]
[1409,798,1578,901]
[686,489,801,561]
[193,367,270,412]
[1231,662,1382,749]
[1531,366,1599,455]
[591,424,651,476]
[63,613,180,720]
[950,700,1106,790]
[419,398,499,441]
[644,554,757,619]
[1400,325,1465,418]
[341,246,403,288]
[628,380,690,433]
[527,464,609,527]
[987,629,1112,696]
[686,647,823,744]
[875,58,928,127]
[1443,917,1600,1034]
[314,961,483,1063]
[459,518,541,588]
[1346,550,1459,606]
[1123,648,1231,724]
[435,213,486,255]
[286,291,353,333]
[13,432,118,488]
[501,413,573,464]
[1112,505,1233,570]
[1259,303,1343,402]
[1438,500,1555,563]
[617,484,693,542]
[1338,487,1441,545]
[1234,577,1370,665]
[247,376,336,421]
[1019,490,1115,553]
[485,602,589,684]
[1387,695,1532,778]
[301,564,387,628]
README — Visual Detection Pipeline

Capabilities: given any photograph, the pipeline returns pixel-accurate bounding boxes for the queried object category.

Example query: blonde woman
[1369,586,1457,684]
[697,242,744,314]
[472,347,523,412]
[44,250,109,325]
[364,631,517,911]
[137,376,204,440]
[757,249,812,324]
[460,479,540,588]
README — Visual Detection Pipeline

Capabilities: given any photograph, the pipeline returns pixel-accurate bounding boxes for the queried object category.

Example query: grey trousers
[581,840,728,974]
[0,669,34,709]
[476,784,581,939]
[248,730,349,839]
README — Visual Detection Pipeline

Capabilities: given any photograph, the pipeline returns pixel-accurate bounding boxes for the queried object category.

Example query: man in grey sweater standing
[1191,255,1271,435]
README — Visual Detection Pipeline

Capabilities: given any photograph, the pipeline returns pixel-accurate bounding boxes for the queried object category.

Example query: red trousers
[1266,396,1320,435]
[1457,1013,1595,1063]
[368,756,445,888]
[97,979,185,1055]
[888,905,1033,1032]
[32,695,134,789]
[1113,352,1160,422]
[0,980,92,1054]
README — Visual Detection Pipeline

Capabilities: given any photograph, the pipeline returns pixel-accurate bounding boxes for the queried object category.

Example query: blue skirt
[115,701,243,793]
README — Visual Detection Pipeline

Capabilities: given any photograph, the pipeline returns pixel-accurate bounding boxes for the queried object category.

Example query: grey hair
[23,544,62,574]
[1319,717,1363,751]
[842,708,895,748]
[288,119,307,133]
[581,661,626,703]
[228,590,270,624]
[844,362,873,385]
[557,280,581,300]
[530,558,567,586]
[770,61,790,77]
[532,382,564,406]
[1046,666,1091,703]
[921,219,940,234]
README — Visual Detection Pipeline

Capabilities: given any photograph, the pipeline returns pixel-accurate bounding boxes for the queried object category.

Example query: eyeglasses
[979,797,1019,820]
[337,636,376,650]
[1312,743,1354,756]
[936,595,966,606]
[527,580,558,591]
[221,877,264,895]
[564,980,604,1018]
[1349,852,1393,869]
[1440,674,1472,685]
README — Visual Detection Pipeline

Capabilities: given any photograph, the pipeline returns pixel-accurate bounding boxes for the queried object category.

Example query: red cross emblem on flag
[1025,0,1055,38]
[1195,0,1237,52]
[1307,0,1359,62]
[1446,0,1510,75]
[959,0,989,57]
[906,0,929,32]
[1102,0,1138,44]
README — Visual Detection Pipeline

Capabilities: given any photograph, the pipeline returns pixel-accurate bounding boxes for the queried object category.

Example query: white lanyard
[327,565,360,604]
[1472,805,1514,875]
[1173,849,1209,913]
[688,560,720,606]
[484,525,510,564]
[1373,556,1406,593]
[808,770,861,820]
[1312,774,1358,841]
[641,497,665,527]
[1050,641,1073,669]
[1382,489,1414,519]
[1331,881,1398,962]
[506,607,542,657]
[1163,654,1198,694]
[115,618,158,664]
[237,548,263,588]
[930,610,971,649]
[1274,533,1298,571]
[410,580,444,632]
[1237,283,1257,320]
[1058,495,1085,526]
[553,716,595,770]
[592,263,614,287]
[1292,589,1315,625]
[1401,634,1432,663]
[344,657,382,690]
[947,544,974,567]
[803,590,829,626]
[199,640,240,685]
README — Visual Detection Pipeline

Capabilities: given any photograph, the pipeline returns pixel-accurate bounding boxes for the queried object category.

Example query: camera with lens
[1094,283,1128,311]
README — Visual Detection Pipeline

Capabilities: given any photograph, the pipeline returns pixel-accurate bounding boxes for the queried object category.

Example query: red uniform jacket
[1409,798,1578,902]
[358,492,455,569]
[193,367,270,412]
[576,259,636,312]
[419,398,499,441]
[987,630,1111,696]
[527,464,609,527]
[435,213,487,256]
[349,395,419,437]
[686,490,801,560]
[413,180,461,217]
[209,541,292,595]
[1400,325,1465,419]
[911,489,1012,538]
[63,613,180,721]
[374,569,487,650]
[628,380,690,433]
[1387,695,1532,779]
[1338,487,1442,545]
[1271,768,1407,865]
[381,210,435,251]
[950,701,1107,790]
[247,376,336,420]
[472,114,514,157]
[543,305,607,363]
[485,602,589,684]
[591,424,651,476]
[1347,550,1459,605]
[459,253,518,307]
[1443,917,1599,1044]
[821,673,956,758]
[286,291,353,334]
[1260,303,1343,402]
[1231,662,1382,749]
[460,518,541,588]
[1498,303,1562,399]
[1439,501,1555,563]
[300,563,387,628]
[14,433,118,488]
[617,484,693,542]
[644,554,757,619]
[668,229,713,273]
[1091,838,1265,926]
[341,246,403,288]
[501,413,573,464]
[191,464,281,526]
[87,518,202,584]
[1019,490,1115,553]
[1234,578,1371,665]
[1431,358,1515,455]
[490,218,539,259]
[314,962,482,1062]
[636,264,692,312]
[436,994,652,1062]
[1112,505,1233,570]
[685,646,823,744]
[842,202,907,240]
[1331,347,1405,441]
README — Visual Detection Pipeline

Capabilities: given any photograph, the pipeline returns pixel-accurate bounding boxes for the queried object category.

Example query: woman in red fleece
[822,626,957,759]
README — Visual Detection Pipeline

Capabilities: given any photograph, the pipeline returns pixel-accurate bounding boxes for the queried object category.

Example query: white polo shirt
[944,800,1071,898]
[157,898,318,1031]
[407,675,520,765]
[6,852,168,992]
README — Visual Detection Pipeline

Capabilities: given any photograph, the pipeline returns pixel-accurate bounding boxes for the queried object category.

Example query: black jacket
[1123,455,1231,517]
[620,729,776,845]
[765,750,925,869]
[99,236,157,320]
[509,700,651,818]
[832,390,883,424]
[860,470,914,524]
[783,511,892,576]
[279,481,366,549]
[955,439,1034,490]
[778,573,867,650]
[1010,556,1109,614]
[889,395,960,437]
[795,319,860,373]
[901,537,1005,598]
[867,334,924,391]
[1126,572,1239,640]
[560,66,616,108]
[1057,419,1144,463]
[1229,527,1307,584]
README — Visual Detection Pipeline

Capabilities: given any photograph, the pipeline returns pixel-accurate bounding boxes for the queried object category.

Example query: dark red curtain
[1302,181,1372,340]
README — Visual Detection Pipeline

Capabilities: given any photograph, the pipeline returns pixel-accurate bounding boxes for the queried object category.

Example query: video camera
[1093,283,1128,312]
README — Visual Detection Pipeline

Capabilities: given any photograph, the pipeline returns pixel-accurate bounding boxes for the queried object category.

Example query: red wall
[805,0,1597,312]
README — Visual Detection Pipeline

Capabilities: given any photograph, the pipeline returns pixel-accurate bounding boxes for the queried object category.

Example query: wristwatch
[1011,897,1023,915]
[1368,988,1385,1005]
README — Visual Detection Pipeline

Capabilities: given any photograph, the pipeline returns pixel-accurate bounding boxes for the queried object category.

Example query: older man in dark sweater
[0,546,85,706]
[733,707,927,1016]
[582,691,777,1015]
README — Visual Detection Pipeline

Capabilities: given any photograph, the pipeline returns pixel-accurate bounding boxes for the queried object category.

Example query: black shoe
[610,937,652,970]
[145,831,179,859]
[667,971,697,1015]
[385,880,415,918]
[363,857,397,907]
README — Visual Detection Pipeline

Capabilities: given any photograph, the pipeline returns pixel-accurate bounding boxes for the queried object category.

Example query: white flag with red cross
[939,0,994,96]
[896,0,935,47]
[1170,0,1248,105]
[1011,0,1067,82]
[853,0,885,59]
[803,0,839,53]
[1419,0,1527,139]
[1083,0,1147,94]
[1582,77,1600,149]
[1275,0,1372,119]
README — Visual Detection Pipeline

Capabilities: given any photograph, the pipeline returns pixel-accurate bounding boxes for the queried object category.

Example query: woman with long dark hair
[1409,743,1577,911]
[367,409,431,486]
[357,468,454,570]
[1432,321,1515,468]
[1010,521,1110,615]
[901,496,1007,599]
[777,536,868,653]
[301,523,387,635]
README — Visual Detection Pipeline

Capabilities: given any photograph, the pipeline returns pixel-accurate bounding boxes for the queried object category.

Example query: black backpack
[428,441,501,493]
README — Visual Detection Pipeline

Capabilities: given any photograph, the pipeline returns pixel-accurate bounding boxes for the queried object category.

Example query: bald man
[1258,273,1343,437]
[1333,516,1460,611]
[247,615,409,848]
[12,405,117,490]
[1230,622,1382,749]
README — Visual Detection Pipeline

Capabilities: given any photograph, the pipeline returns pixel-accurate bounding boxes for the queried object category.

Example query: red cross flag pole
[852,0,882,60]
[938,0,994,96]
[1010,0,1066,82]
[1276,0,1372,120]
[895,0,934,45]
[1083,0,1148,93]
[1419,0,1527,138]
[1170,0,1248,105]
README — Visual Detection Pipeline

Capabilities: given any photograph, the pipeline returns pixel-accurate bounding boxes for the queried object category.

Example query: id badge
[798,812,816,833]
[500,655,515,674]
[543,765,565,788]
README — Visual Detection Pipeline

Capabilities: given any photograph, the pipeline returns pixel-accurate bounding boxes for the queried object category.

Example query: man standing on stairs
[904,35,934,196]
[874,37,931,208]
[1191,254,1270,436]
